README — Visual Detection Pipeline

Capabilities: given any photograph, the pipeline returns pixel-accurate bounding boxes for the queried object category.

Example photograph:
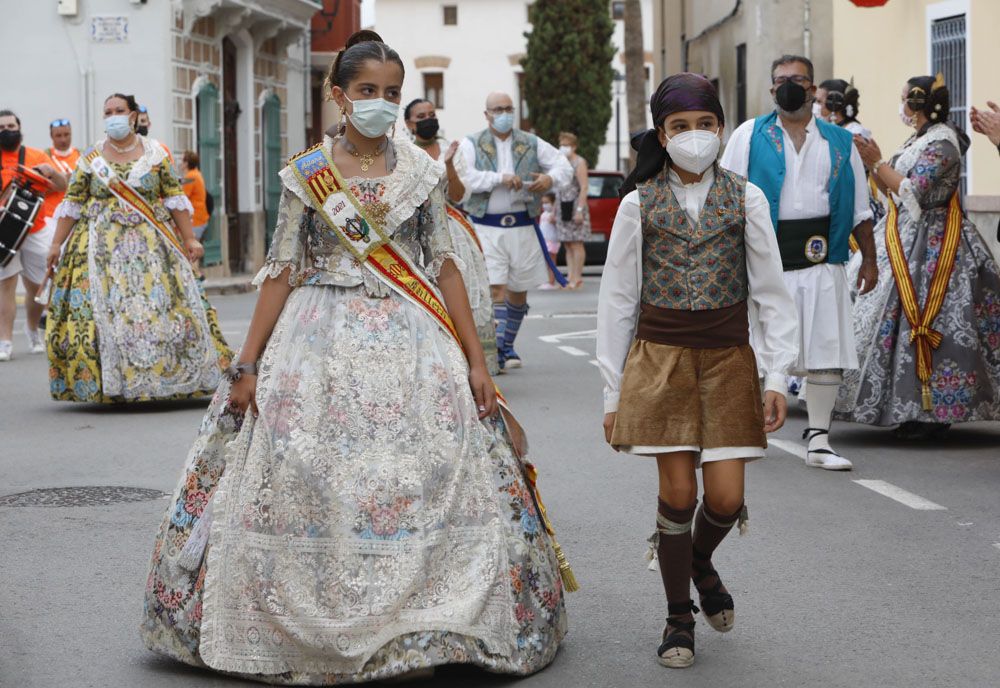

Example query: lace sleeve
[52,201,83,220]
[252,187,308,287]
[163,194,194,214]
[418,179,463,280]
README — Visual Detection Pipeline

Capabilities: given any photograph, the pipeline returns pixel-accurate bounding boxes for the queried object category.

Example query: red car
[583,169,624,264]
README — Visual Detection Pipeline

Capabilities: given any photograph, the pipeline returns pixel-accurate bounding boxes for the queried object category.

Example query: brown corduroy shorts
[610,341,767,453]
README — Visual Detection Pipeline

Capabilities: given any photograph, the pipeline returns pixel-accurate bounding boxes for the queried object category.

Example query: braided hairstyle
[324,30,405,96]
[104,93,139,113]
[905,75,950,128]
[819,78,860,124]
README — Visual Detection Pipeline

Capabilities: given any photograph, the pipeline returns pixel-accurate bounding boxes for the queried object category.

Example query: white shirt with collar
[458,132,573,215]
[719,113,873,228]
[596,166,800,414]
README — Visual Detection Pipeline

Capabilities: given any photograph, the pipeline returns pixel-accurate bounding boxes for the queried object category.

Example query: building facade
[652,0,834,132]
[832,0,1000,258]
[375,0,652,171]
[3,0,321,277]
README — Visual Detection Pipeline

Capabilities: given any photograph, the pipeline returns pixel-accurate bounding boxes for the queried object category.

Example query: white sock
[805,372,842,453]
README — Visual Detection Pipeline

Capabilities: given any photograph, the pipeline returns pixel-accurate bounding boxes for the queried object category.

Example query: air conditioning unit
[57,0,78,16]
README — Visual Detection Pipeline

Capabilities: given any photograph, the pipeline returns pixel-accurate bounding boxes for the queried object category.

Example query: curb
[202,277,254,296]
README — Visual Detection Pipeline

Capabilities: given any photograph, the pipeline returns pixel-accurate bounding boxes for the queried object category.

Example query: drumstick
[33,268,53,305]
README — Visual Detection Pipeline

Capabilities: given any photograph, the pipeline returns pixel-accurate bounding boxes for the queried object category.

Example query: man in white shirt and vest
[458,92,572,371]
[720,54,878,470]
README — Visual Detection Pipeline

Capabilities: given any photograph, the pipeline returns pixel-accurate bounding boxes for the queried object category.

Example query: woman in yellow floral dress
[45,93,231,403]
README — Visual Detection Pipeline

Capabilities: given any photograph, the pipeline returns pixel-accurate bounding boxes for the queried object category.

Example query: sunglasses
[138,105,148,113]
[50,118,71,127]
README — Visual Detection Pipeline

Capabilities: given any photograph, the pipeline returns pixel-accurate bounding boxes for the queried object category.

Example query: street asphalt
[2,270,1000,688]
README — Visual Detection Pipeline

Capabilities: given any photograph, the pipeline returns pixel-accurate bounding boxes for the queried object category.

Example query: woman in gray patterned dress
[837,76,1000,439]
[554,133,591,290]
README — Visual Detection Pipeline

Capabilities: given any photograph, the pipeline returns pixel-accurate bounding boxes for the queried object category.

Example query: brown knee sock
[656,498,697,617]
[691,501,742,597]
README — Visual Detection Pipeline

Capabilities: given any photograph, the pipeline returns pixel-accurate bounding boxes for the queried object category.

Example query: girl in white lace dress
[141,31,567,684]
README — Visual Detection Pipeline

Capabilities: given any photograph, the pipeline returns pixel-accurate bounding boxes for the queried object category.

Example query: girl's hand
[228,374,258,417]
[469,364,497,419]
[762,391,787,433]
[573,211,584,225]
[46,244,62,272]
[185,237,204,262]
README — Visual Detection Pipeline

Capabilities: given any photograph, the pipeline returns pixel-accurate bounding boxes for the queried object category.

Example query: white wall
[376,0,650,171]
[1,0,172,150]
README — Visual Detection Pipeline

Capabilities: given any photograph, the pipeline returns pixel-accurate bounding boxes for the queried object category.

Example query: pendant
[359,153,374,172]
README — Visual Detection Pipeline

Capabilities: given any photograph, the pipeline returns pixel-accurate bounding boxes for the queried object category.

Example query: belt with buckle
[473,211,534,228]
[776,216,831,271]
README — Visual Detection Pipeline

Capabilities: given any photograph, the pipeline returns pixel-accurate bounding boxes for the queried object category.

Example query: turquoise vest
[747,112,855,264]
[464,128,542,218]
[638,166,748,311]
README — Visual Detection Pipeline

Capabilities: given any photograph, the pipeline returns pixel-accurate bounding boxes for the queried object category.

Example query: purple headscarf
[620,73,724,196]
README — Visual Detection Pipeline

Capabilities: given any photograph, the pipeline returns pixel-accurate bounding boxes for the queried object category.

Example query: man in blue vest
[458,92,572,371]
[720,55,877,471]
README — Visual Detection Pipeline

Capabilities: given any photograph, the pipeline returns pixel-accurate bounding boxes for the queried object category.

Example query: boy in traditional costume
[597,73,798,668]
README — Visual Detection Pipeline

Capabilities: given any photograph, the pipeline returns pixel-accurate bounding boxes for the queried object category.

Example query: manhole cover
[0,486,168,508]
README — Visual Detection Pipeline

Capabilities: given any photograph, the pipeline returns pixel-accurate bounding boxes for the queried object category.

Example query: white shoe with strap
[25,325,45,354]
[802,428,853,471]
[0,340,12,361]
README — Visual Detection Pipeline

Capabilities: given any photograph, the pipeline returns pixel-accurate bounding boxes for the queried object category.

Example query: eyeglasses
[487,106,515,115]
[50,118,71,127]
[772,75,812,86]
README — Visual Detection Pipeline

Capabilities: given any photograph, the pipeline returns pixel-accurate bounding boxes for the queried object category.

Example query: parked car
[557,169,625,265]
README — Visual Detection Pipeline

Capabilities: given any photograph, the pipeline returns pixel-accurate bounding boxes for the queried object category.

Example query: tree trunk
[623,0,646,167]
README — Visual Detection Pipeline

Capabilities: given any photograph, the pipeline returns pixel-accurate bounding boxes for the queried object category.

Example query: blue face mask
[492,112,514,134]
[345,96,399,139]
[105,114,132,141]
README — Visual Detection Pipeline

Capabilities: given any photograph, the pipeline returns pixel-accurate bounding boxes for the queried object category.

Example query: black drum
[0,179,44,268]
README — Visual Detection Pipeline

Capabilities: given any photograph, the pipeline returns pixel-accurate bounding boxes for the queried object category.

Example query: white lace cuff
[163,194,195,215]
[895,179,923,223]
[425,252,467,282]
[252,261,302,288]
[52,201,82,220]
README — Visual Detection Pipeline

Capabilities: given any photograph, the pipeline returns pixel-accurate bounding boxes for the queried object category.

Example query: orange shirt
[42,147,81,223]
[183,168,209,226]
[1,146,58,233]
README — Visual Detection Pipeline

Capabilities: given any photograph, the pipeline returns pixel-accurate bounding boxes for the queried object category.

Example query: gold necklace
[341,136,388,173]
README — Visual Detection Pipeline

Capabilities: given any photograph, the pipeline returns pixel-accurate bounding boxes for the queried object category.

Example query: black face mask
[0,129,22,152]
[775,81,808,112]
[136,125,149,137]
[414,118,439,141]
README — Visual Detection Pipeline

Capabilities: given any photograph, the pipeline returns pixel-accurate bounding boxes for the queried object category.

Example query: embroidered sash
[84,148,184,254]
[884,192,962,410]
[287,143,461,345]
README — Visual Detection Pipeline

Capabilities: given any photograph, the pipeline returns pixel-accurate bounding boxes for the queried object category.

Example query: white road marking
[853,480,947,511]
[558,345,589,357]
[538,329,597,343]
[768,438,807,460]
[589,359,600,367]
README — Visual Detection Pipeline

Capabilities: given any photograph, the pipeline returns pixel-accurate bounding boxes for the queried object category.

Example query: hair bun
[345,29,384,48]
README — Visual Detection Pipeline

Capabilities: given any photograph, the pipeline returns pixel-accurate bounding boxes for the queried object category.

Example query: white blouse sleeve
[457,137,502,194]
[596,191,643,413]
[719,119,754,177]
[536,136,574,190]
[848,143,875,227]
[744,182,799,394]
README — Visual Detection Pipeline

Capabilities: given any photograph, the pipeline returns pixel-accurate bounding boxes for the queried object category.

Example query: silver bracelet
[870,159,886,175]
[225,361,258,382]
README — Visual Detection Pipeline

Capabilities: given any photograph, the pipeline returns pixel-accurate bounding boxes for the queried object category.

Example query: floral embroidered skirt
[46,210,231,402]
[140,284,567,684]
[837,207,1000,425]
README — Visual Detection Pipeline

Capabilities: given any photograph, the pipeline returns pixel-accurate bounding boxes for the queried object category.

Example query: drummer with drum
[0,109,67,361]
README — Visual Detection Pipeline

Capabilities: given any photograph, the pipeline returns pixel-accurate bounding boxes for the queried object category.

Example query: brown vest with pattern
[637,167,748,311]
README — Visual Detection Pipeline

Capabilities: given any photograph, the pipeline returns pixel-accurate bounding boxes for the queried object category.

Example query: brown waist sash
[636,300,749,348]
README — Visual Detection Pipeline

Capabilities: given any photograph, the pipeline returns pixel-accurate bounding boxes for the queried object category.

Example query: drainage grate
[0,486,168,508]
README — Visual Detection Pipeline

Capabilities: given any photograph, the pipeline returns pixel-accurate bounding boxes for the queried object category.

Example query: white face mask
[812,102,823,119]
[899,102,915,128]
[559,145,573,156]
[345,95,399,138]
[664,129,721,175]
